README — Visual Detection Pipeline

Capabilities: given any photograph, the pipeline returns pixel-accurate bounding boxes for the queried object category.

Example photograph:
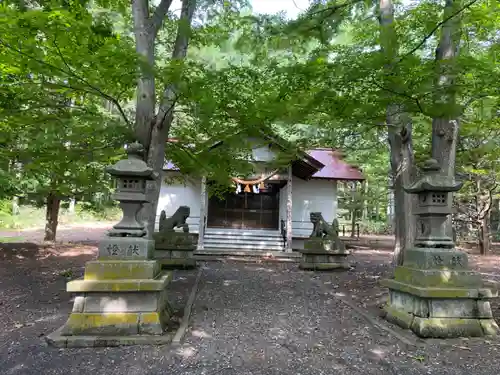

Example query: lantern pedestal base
[46,256,175,347]
[381,271,499,338]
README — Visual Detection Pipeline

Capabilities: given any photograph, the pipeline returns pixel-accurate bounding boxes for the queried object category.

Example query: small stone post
[381,159,499,338]
[47,143,173,347]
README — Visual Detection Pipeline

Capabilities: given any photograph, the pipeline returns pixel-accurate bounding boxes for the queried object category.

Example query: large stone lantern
[98,142,157,259]
[47,143,173,347]
[407,159,461,249]
[381,159,499,338]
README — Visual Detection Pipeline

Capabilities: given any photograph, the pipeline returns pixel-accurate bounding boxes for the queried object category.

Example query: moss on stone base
[384,305,499,338]
[61,312,141,336]
[411,317,485,338]
[480,319,500,336]
[381,278,491,298]
[383,305,414,329]
[60,308,172,336]
[67,272,172,293]
[84,260,160,280]
[393,266,482,288]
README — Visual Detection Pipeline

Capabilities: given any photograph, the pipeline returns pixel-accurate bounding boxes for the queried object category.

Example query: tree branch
[369,78,425,114]
[52,38,131,126]
[0,37,131,126]
[398,0,481,62]
[151,0,174,36]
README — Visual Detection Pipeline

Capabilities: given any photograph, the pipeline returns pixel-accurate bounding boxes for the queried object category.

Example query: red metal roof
[307,148,365,181]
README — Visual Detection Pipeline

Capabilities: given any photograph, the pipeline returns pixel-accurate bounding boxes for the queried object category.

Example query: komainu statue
[154,205,196,268]
[310,212,338,239]
[300,211,349,270]
[159,206,190,233]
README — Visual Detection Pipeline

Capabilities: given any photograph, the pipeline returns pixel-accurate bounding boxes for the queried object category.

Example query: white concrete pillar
[286,166,293,252]
[197,176,207,250]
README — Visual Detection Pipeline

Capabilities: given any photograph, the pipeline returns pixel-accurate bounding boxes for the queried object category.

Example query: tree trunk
[68,197,76,214]
[478,212,490,255]
[431,0,463,238]
[143,0,197,236]
[131,0,197,236]
[387,111,415,265]
[12,196,20,215]
[361,180,368,220]
[379,0,415,266]
[44,192,61,242]
[387,183,394,225]
[132,0,156,151]
[11,160,22,215]
[476,177,493,255]
[497,199,500,233]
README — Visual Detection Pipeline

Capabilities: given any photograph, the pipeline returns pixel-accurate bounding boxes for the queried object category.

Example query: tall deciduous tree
[378,0,415,265]
[431,0,464,239]
[131,0,197,234]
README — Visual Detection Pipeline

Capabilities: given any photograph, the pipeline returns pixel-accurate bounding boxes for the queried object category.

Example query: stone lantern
[106,142,156,238]
[381,158,499,338]
[47,142,174,348]
[407,158,462,249]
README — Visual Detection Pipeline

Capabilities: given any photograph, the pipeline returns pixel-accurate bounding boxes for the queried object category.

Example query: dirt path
[0,222,112,243]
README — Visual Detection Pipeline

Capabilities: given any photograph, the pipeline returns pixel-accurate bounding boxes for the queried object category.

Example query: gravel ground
[1,230,500,375]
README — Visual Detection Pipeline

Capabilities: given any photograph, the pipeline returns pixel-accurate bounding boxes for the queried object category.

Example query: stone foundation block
[480,319,500,335]
[383,304,414,329]
[411,317,485,338]
[67,272,172,293]
[61,312,141,336]
[46,326,174,348]
[138,304,173,335]
[381,283,499,338]
[389,290,428,316]
[59,308,173,337]
[394,266,482,288]
[60,288,172,337]
[52,267,174,340]
[429,299,493,319]
[154,232,196,268]
[381,278,492,299]
[154,232,196,250]
[84,260,160,280]
[303,238,348,253]
[82,291,165,313]
[299,247,351,271]
[403,248,469,270]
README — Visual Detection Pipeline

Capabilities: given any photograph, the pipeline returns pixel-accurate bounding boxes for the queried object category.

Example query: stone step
[201,242,285,251]
[204,233,283,241]
[195,249,300,261]
[203,236,284,247]
[204,228,282,237]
